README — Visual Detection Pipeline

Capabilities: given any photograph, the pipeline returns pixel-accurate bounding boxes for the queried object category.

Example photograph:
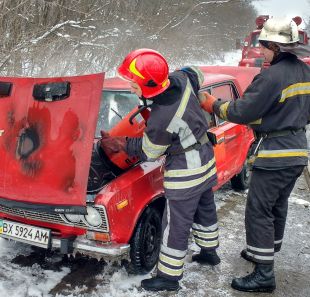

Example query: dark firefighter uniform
[126,66,218,280]
[213,52,310,264]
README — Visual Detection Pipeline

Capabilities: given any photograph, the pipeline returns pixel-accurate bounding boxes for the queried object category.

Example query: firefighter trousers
[157,187,219,281]
[245,166,304,264]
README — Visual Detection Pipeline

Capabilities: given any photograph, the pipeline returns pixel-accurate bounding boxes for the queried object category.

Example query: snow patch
[289,195,310,207]
[96,267,149,297]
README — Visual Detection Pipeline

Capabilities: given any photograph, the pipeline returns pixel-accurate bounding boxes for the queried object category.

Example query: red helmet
[117,48,170,98]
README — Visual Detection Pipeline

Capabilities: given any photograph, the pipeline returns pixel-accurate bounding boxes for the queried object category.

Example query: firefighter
[101,49,220,291]
[201,17,310,293]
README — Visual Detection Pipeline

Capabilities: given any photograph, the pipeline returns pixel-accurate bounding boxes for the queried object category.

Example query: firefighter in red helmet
[101,49,220,291]
[117,48,170,98]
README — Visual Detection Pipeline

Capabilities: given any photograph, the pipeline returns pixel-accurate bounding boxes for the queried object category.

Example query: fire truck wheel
[231,162,250,191]
[129,206,162,274]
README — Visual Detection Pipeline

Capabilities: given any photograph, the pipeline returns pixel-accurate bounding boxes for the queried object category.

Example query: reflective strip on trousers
[246,245,274,261]
[192,223,219,249]
[157,248,186,279]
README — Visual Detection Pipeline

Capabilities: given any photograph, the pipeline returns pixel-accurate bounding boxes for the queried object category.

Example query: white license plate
[0,219,50,248]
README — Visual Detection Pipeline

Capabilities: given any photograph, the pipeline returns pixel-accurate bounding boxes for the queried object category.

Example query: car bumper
[52,237,130,257]
[0,232,130,258]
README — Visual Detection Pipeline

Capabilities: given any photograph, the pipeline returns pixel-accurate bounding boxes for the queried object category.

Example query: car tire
[231,162,250,191]
[129,206,162,274]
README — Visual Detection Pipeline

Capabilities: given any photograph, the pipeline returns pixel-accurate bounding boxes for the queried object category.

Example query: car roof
[200,65,260,95]
[103,72,236,91]
[103,77,131,90]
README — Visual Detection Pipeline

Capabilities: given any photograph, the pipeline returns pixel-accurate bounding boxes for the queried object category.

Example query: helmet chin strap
[139,95,148,107]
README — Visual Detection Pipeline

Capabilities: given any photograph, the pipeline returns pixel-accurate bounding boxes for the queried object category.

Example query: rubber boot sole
[231,282,276,293]
[142,285,180,292]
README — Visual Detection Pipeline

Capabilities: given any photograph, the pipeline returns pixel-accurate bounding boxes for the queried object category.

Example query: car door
[199,87,226,187]
[210,82,246,182]
[0,73,104,214]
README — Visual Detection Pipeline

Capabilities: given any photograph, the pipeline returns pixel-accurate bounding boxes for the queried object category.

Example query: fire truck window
[251,33,260,47]
[299,32,305,44]
[96,91,140,136]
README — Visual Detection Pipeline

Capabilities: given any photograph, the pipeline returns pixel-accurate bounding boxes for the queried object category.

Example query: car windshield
[95,90,140,136]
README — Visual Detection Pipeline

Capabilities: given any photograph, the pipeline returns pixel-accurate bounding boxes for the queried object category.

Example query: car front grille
[0,204,109,232]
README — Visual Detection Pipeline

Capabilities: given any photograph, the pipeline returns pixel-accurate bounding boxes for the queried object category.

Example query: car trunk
[0,73,104,214]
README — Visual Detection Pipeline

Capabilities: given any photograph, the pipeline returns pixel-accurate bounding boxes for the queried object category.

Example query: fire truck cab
[238,15,310,68]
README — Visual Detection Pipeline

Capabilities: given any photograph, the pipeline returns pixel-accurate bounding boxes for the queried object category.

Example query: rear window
[95,90,140,136]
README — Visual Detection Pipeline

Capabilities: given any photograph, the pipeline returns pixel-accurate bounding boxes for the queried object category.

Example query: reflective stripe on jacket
[213,53,310,168]
[126,67,217,199]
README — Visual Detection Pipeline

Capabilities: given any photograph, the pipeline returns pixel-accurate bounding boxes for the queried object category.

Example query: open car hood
[0,73,104,214]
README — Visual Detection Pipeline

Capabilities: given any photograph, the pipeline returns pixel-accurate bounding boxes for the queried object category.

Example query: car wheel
[129,206,162,274]
[231,162,251,191]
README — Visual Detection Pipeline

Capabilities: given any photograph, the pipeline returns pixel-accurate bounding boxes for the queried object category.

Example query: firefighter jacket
[213,52,310,169]
[126,67,217,199]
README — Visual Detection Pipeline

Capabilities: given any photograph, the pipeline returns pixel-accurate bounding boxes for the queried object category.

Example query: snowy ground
[0,173,309,297]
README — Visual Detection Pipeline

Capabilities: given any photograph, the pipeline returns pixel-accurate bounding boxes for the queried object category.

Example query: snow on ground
[0,240,69,296]
[0,176,309,297]
[207,49,243,67]
[178,49,243,69]
[107,49,243,78]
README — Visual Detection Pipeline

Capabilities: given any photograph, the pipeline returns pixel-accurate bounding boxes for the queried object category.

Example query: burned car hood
[0,73,104,214]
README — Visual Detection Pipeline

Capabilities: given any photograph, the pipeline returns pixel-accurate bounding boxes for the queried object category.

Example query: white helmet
[258,17,299,44]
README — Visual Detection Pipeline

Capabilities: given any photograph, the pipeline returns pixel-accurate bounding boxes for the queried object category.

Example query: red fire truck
[238,15,310,68]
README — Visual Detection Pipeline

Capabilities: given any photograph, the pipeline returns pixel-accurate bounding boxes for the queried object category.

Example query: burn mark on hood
[16,125,40,160]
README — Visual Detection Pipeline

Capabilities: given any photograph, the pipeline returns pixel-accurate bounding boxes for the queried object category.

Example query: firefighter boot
[141,276,180,292]
[231,263,276,293]
[240,249,255,263]
[192,249,221,265]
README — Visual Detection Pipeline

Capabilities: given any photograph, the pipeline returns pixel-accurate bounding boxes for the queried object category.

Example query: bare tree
[0,0,257,77]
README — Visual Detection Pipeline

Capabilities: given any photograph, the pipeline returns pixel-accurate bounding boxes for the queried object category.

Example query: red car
[0,66,259,273]
[238,15,310,68]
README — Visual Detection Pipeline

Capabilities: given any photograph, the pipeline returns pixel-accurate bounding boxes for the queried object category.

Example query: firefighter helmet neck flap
[258,17,299,45]
[117,49,170,99]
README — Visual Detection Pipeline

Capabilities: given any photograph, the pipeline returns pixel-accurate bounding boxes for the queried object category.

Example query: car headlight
[63,214,82,223]
[83,206,102,227]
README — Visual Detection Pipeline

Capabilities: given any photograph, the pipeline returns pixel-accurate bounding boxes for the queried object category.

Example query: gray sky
[252,0,310,28]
